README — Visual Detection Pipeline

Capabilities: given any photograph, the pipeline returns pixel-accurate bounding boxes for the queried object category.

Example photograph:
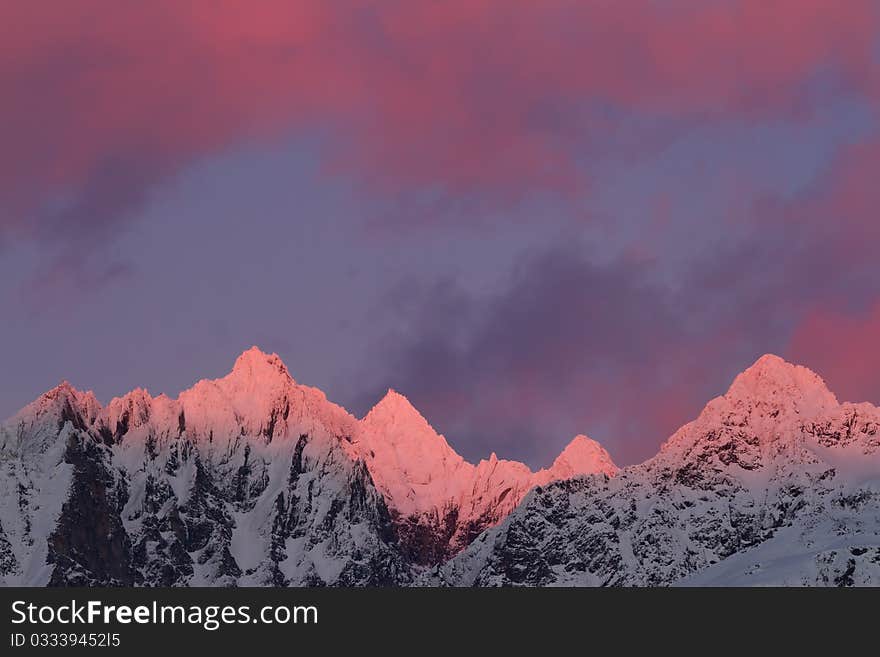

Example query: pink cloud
[2,0,878,241]
[769,135,880,404]
[789,303,880,404]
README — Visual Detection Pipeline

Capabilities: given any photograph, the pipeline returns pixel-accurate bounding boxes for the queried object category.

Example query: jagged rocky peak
[548,434,619,479]
[660,355,838,441]
[724,354,838,415]
[181,348,290,421]
[176,347,355,445]
[658,355,842,458]
[11,380,101,431]
[104,388,154,434]
[0,381,100,458]
[43,380,78,400]
[39,380,99,412]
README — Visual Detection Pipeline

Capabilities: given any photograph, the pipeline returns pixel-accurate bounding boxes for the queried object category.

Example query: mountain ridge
[3,349,878,586]
[0,346,617,582]
[434,354,880,586]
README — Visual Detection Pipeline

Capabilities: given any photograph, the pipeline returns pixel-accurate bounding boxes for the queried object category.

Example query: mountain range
[1,349,877,586]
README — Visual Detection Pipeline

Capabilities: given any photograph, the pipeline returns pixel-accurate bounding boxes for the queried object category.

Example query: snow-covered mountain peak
[174,347,298,434]
[357,390,466,519]
[362,389,436,434]
[12,381,101,426]
[41,380,92,405]
[103,388,156,437]
[657,356,841,460]
[175,350,356,447]
[47,380,75,396]
[548,434,619,479]
[107,387,153,409]
[724,354,838,415]
[656,356,833,445]
[228,346,293,386]
[0,381,102,460]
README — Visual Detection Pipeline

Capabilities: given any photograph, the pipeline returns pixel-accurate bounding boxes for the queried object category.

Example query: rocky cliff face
[433,356,880,586]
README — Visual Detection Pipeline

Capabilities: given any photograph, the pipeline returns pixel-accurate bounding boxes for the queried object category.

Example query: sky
[2,1,880,467]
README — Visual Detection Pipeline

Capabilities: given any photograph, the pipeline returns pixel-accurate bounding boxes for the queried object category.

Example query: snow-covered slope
[435,355,880,587]
[0,347,616,585]
[677,526,880,586]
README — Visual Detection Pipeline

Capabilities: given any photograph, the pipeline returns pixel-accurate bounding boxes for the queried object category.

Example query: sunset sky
[2,1,880,467]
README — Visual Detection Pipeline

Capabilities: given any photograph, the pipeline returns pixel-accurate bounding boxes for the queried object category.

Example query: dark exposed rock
[46,432,136,586]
